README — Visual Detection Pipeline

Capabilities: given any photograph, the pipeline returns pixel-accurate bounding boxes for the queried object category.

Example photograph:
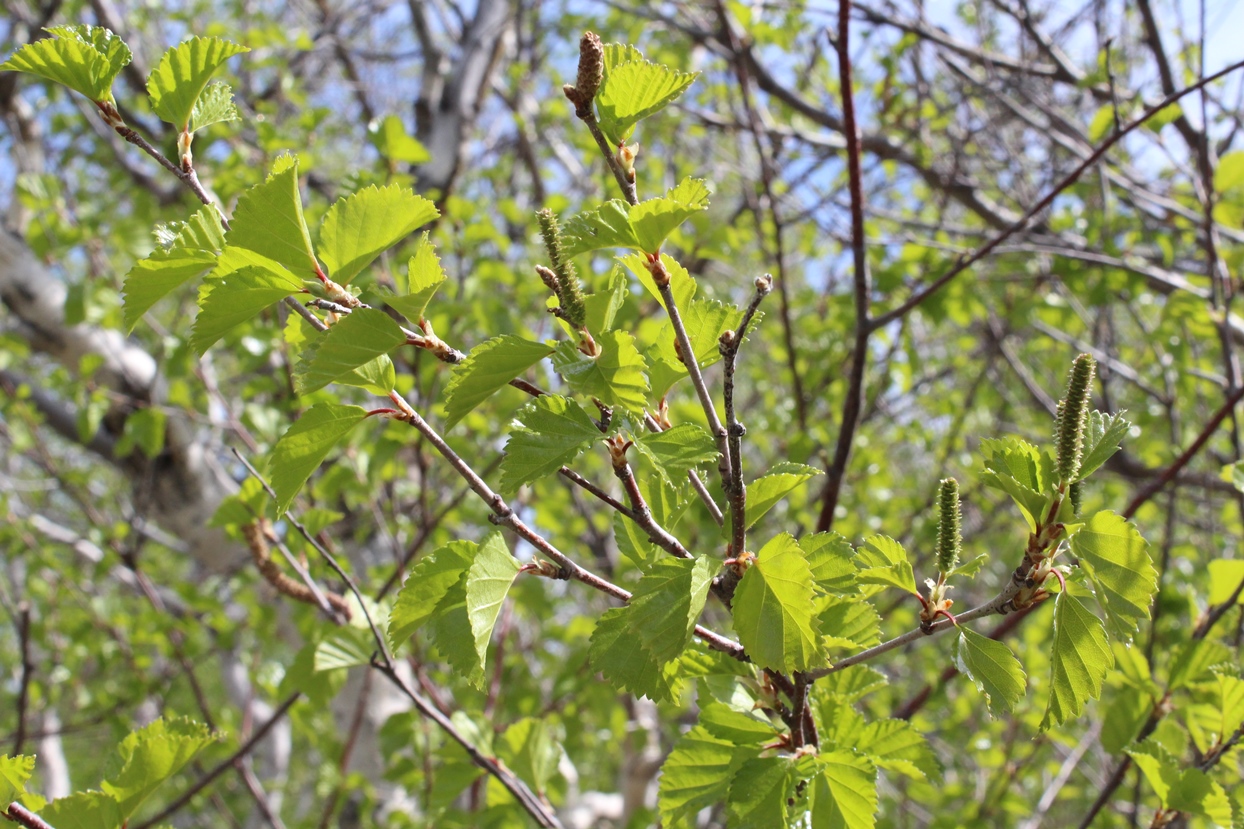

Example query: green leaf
[388,541,475,647]
[0,754,35,806]
[318,184,439,284]
[1,26,130,102]
[123,205,225,331]
[191,265,303,353]
[632,423,718,486]
[268,404,368,515]
[1101,684,1157,754]
[460,531,522,687]
[387,233,445,321]
[582,266,628,336]
[595,54,697,145]
[947,553,988,580]
[697,702,780,744]
[726,756,794,829]
[980,437,1051,531]
[313,626,374,671]
[442,335,553,428]
[955,628,1027,717]
[294,308,407,394]
[739,462,823,531]
[499,395,601,495]
[280,638,345,705]
[552,331,649,412]
[371,114,430,163]
[620,251,696,312]
[810,751,878,829]
[658,725,757,823]
[1077,411,1131,481]
[820,665,888,702]
[855,535,918,595]
[225,158,319,279]
[1186,673,1244,755]
[629,178,711,252]
[1070,510,1156,642]
[189,81,239,131]
[731,533,823,672]
[101,718,215,818]
[1129,744,1235,825]
[146,36,248,129]
[614,510,660,570]
[40,791,124,829]
[1206,559,1244,606]
[819,595,881,651]
[588,607,680,702]
[803,532,859,594]
[856,719,940,780]
[560,200,640,258]
[497,718,560,795]
[1041,591,1113,730]
[621,556,714,663]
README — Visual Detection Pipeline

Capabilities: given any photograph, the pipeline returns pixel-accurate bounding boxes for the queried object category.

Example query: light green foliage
[809,752,878,829]
[1128,743,1235,825]
[955,628,1027,716]
[736,462,823,532]
[802,532,859,594]
[731,533,824,672]
[0,754,39,809]
[1185,673,1244,755]
[268,403,368,514]
[620,250,696,311]
[819,595,881,650]
[225,158,319,278]
[1206,559,1244,605]
[1077,411,1131,481]
[561,180,710,257]
[460,531,523,686]
[1041,591,1113,730]
[314,627,375,670]
[442,335,553,428]
[189,81,239,131]
[551,330,649,412]
[499,394,601,494]
[388,541,475,647]
[595,45,697,145]
[632,423,718,485]
[588,607,680,701]
[146,37,248,129]
[40,791,125,829]
[658,725,757,823]
[294,308,406,394]
[191,265,304,353]
[727,756,796,828]
[979,437,1052,531]
[318,184,439,284]
[620,556,714,662]
[0,25,130,102]
[371,114,430,163]
[1070,510,1157,641]
[387,233,445,322]
[854,535,917,594]
[123,205,225,331]
[497,718,560,796]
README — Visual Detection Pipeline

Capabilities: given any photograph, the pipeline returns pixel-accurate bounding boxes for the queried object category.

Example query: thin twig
[5,804,56,829]
[12,603,32,755]
[613,459,692,559]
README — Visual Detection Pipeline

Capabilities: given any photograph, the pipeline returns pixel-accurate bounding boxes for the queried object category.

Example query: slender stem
[870,57,1244,329]
[614,460,692,559]
[560,467,635,518]
[12,603,31,755]
[5,804,56,829]
[576,111,638,206]
[816,0,872,533]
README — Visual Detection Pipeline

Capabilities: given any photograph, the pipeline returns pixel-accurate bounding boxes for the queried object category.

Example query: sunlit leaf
[442,335,552,428]
[268,404,368,515]
[731,533,823,672]
[146,36,248,129]
[499,395,601,495]
[1071,510,1156,642]
[318,183,438,284]
[955,628,1027,717]
[1041,591,1112,730]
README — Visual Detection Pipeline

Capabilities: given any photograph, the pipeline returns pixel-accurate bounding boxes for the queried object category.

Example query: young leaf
[629,178,711,252]
[632,423,718,486]
[658,725,756,823]
[979,437,1051,531]
[855,535,918,595]
[123,205,225,331]
[40,791,125,829]
[189,81,239,132]
[146,36,248,129]
[442,335,553,428]
[560,200,640,258]
[595,55,697,145]
[388,541,475,647]
[313,627,374,671]
[0,754,36,806]
[588,607,680,702]
[497,718,560,795]
[268,404,368,515]
[102,718,215,818]
[582,266,628,336]
[551,330,649,412]
[856,719,940,781]
[1128,744,1235,825]
[387,233,445,322]
[318,184,439,284]
[1070,510,1157,642]
[371,114,430,163]
[819,595,881,651]
[731,533,824,672]
[698,703,780,744]
[1,25,130,102]
[1206,559,1244,606]
[1041,591,1113,730]
[615,510,660,570]
[726,756,794,829]
[622,556,715,663]
[620,250,696,312]
[226,159,319,278]
[810,751,878,829]
[191,265,303,353]
[462,530,522,686]
[737,462,823,532]
[1077,410,1131,481]
[954,628,1027,717]
[802,532,859,594]
[293,308,407,394]
[499,395,601,495]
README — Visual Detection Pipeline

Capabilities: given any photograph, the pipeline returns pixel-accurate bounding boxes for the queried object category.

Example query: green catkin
[1069,480,1083,516]
[1056,354,1096,486]
[536,208,587,328]
[936,477,962,575]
